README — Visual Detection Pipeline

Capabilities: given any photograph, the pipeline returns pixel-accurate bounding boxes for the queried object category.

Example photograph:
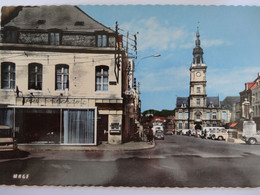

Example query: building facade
[0,5,136,145]
[239,73,260,129]
[175,28,230,131]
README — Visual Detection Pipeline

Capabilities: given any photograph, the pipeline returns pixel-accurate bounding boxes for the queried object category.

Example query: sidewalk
[227,137,245,144]
[17,141,155,151]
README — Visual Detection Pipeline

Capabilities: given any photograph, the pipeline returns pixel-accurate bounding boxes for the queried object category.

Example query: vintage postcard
[0,0,260,194]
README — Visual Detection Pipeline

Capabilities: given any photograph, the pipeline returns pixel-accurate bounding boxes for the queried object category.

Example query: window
[50,32,60,45]
[1,62,15,89]
[213,112,217,119]
[179,123,183,129]
[222,111,226,120]
[196,115,201,120]
[207,112,210,119]
[185,112,189,119]
[56,64,69,90]
[28,63,42,90]
[5,29,18,43]
[196,99,200,106]
[197,87,201,93]
[97,34,107,47]
[197,56,200,64]
[96,66,108,91]
[185,123,188,129]
[178,112,183,119]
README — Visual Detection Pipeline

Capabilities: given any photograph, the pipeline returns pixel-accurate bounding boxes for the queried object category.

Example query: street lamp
[136,54,161,67]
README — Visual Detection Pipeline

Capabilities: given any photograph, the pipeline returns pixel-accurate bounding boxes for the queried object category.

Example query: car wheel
[248,138,257,145]
[218,136,224,141]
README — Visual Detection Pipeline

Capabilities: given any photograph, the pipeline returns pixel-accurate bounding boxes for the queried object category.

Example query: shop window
[55,64,69,90]
[63,109,95,144]
[28,63,42,90]
[1,62,15,89]
[49,32,61,45]
[97,34,107,47]
[96,66,108,91]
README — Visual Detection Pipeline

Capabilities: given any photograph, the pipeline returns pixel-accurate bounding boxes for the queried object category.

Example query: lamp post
[136,54,161,68]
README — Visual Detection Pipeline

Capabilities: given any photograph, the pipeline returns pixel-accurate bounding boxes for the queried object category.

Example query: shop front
[10,106,97,145]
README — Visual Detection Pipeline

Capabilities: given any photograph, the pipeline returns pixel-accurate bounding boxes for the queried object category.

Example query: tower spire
[193,22,204,65]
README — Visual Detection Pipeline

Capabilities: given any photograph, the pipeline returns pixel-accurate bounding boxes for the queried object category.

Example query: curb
[16,142,156,152]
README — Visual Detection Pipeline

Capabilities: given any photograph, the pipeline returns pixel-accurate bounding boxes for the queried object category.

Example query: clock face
[196,72,201,77]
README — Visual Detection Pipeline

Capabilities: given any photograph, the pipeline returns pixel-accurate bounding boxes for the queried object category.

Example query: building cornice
[0,43,121,54]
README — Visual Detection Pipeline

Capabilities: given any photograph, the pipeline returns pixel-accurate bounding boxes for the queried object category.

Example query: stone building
[0,5,137,145]
[175,27,230,131]
[239,73,260,129]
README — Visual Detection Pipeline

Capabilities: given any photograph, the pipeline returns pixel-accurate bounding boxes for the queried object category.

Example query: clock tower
[189,26,207,129]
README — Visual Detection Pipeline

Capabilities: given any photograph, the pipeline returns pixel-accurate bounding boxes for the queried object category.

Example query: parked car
[154,130,165,140]
[209,129,228,141]
[165,131,174,135]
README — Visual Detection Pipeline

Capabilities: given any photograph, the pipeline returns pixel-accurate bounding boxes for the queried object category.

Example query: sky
[78,4,260,111]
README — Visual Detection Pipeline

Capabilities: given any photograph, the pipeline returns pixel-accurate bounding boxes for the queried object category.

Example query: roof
[206,96,220,108]
[3,5,114,33]
[220,96,240,110]
[176,97,189,107]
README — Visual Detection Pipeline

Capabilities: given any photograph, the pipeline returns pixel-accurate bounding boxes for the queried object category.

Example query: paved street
[1,135,260,187]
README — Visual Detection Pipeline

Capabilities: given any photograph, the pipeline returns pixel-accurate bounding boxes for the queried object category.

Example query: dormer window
[209,101,214,108]
[97,34,107,47]
[4,29,18,43]
[75,21,84,26]
[49,31,61,46]
[37,20,46,25]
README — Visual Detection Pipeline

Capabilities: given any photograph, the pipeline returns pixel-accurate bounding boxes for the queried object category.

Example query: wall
[0,50,122,103]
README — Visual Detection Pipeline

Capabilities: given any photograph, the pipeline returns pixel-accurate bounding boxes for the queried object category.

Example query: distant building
[220,96,240,123]
[239,73,260,129]
[175,27,230,131]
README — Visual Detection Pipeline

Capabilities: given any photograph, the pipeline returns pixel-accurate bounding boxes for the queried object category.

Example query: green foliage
[142,109,175,117]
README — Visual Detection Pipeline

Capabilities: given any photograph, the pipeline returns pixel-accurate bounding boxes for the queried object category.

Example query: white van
[202,127,225,139]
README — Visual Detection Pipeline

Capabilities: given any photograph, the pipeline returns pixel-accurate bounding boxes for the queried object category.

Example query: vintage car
[208,129,228,141]
[154,130,165,140]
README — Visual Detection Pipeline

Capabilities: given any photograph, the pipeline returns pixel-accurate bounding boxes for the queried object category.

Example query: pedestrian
[147,126,154,144]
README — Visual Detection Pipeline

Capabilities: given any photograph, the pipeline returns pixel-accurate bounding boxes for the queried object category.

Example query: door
[97,115,108,143]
